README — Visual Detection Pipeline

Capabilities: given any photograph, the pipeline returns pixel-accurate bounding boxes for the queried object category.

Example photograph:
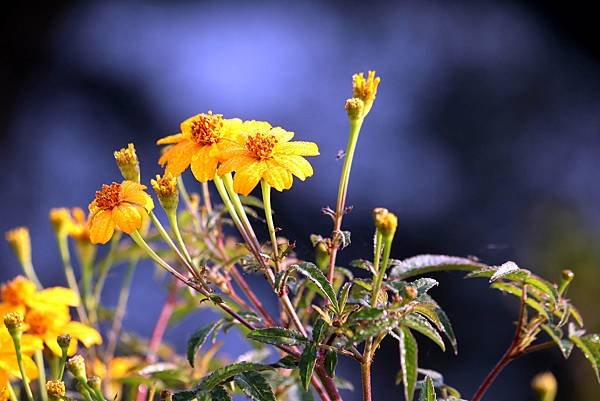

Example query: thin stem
[129,231,191,284]
[360,358,372,401]
[11,335,34,401]
[327,118,364,283]
[6,382,18,401]
[229,266,277,326]
[177,177,201,232]
[57,347,68,381]
[261,181,281,272]
[202,182,213,214]
[55,234,89,324]
[21,260,42,289]
[35,350,48,401]
[167,211,193,265]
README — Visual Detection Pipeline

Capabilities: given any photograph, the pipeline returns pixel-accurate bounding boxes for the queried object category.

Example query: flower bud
[404,285,418,300]
[562,269,574,282]
[151,172,179,212]
[66,355,87,380]
[87,376,101,392]
[3,312,24,334]
[558,269,575,296]
[114,143,141,182]
[531,371,557,401]
[46,380,66,399]
[352,71,381,116]
[373,208,398,241]
[345,98,364,121]
[49,208,73,236]
[5,227,32,267]
[57,334,72,352]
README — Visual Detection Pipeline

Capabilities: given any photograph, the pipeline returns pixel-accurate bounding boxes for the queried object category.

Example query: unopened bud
[66,355,87,380]
[114,143,141,182]
[373,208,398,240]
[46,380,66,399]
[562,269,574,281]
[87,376,101,392]
[559,269,575,296]
[531,371,557,401]
[345,98,364,121]
[3,312,24,334]
[151,173,179,212]
[49,208,72,236]
[404,285,418,300]
[5,227,32,267]
[57,334,72,351]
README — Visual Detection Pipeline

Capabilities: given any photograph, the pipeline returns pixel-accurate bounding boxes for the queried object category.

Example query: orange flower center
[246,132,278,159]
[190,112,223,145]
[1,276,35,305]
[26,310,52,335]
[94,183,122,210]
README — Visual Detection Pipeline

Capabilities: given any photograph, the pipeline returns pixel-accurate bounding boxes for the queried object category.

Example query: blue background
[1,2,600,400]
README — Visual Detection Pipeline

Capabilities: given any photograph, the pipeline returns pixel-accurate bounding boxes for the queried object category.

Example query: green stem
[371,236,392,308]
[57,347,68,381]
[55,234,89,323]
[10,334,34,401]
[6,382,19,401]
[129,231,190,284]
[177,177,201,232]
[167,211,193,265]
[222,173,262,252]
[261,181,281,272]
[35,350,48,401]
[22,260,42,290]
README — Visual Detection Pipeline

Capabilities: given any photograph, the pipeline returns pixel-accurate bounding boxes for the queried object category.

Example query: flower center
[246,132,278,159]
[190,112,223,145]
[94,182,122,210]
[26,310,53,335]
[1,276,35,305]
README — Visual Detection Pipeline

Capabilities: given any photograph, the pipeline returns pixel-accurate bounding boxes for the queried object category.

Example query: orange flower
[92,356,142,399]
[0,326,42,390]
[50,207,91,241]
[88,181,154,244]
[157,112,242,182]
[215,121,319,195]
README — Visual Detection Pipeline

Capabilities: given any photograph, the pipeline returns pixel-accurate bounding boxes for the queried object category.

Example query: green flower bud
[66,355,87,381]
[114,143,141,182]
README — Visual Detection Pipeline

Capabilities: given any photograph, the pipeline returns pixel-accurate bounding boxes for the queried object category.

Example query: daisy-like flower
[157,111,242,182]
[50,207,91,242]
[92,356,142,400]
[88,181,154,244]
[214,121,319,195]
[0,326,43,392]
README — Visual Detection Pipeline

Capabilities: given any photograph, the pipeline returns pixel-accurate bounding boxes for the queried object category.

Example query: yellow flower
[352,70,381,116]
[215,121,319,195]
[157,112,242,182]
[25,307,101,356]
[151,172,178,211]
[92,356,141,400]
[0,327,42,389]
[49,208,91,242]
[88,181,154,244]
[114,143,141,182]
[5,227,31,267]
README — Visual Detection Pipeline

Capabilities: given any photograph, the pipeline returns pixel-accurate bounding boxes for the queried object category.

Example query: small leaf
[490,261,521,282]
[187,322,221,367]
[273,355,298,369]
[349,308,384,322]
[389,255,487,281]
[210,386,231,401]
[418,376,436,401]
[404,314,445,352]
[299,343,318,391]
[351,259,376,274]
[324,350,337,378]
[296,262,339,313]
[541,324,573,359]
[172,391,196,401]
[338,282,353,312]
[198,363,272,391]
[234,371,276,401]
[312,319,327,344]
[569,331,600,382]
[399,326,418,401]
[333,230,351,249]
[247,328,309,346]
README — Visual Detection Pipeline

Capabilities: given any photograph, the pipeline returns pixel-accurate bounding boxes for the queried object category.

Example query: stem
[261,181,281,272]
[202,182,213,214]
[21,259,42,290]
[167,211,193,265]
[6,382,18,401]
[327,118,364,283]
[360,358,372,401]
[55,234,89,324]
[35,350,48,401]
[177,177,201,232]
[229,266,277,326]
[11,334,34,401]
[57,347,68,381]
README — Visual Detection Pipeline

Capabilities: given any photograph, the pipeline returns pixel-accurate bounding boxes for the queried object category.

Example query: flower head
[50,208,91,242]
[46,380,66,399]
[114,143,141,182]
[5,227,31,267]
[88,180,154,244]
[352,71,381,116]
[151,172,179,212]
[157,112,242,182]
[215,121,319,195]
[373,208,398,240]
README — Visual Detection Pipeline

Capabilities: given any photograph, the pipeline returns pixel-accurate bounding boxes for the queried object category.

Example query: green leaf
[349,308,384,321]
[524,276,558,304]
[541,324,573,359]
[399,326,418,401]
[312,319,327,344]
[490,261,523,282]
[295,262,339,313]
[418,376,436,401]
[274,355,298,369]
[351,259,376,274]
[490,283,549,319]
[569,331,600,382]
[338,282,353,312]
[324,350,338,378]
[210,386,231,401]
[404,314,445,352]
[389,254,487,281]
[187,322,221,367]
[247,327,309,346]
[416,297,458,355]
[234,371,276,401]
[198,363,272,390]
[172,391,197,401]
[466,265,530,282]
[299,343,318,391]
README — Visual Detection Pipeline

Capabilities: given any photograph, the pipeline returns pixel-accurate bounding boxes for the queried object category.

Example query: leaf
[524,276,558,304]
[399,326,418,401]
[295,262,339,313]
[404,314,445,352]
[312,319,327,344]
[349,308,384,322]
[234,371,276,401]
[338,282,353,312]
[299,343,318,391]
[198,363,272,391]
[569,331,600,382]
[187,322,221,367]
[351,259,376,274]
[247,328,309,346]
[274,355,298,369]
[541,324,573,359]
[324,350,337,378]
[172,391,197,401]
[389,254,487,281]
[490,261,521,282]
[415,297,458,355]
[333,230,351,249]
[210,386,231,401]
[490,283,549,319]
[418,376,436,401]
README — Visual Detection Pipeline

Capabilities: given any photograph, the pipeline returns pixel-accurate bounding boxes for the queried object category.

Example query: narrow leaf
[210,386,231,401]
[172,391,196,401]
[299,343,318,391]
[324,350,338,378]
[404,314,445,352]
[198,363,272,390]
[247,327,309,346]
[296,262,339,313]
[389,255,487,281]
[312,319,327,344]
[418,376,436,401]
[187,322,220,367]
[569,332,600,382]
[399,326,418,401]
[234,371,276,401]
[541,324,573,359]
[490,261,521,282]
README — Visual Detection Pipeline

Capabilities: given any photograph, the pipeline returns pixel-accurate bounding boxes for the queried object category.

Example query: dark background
[2,2,600,400]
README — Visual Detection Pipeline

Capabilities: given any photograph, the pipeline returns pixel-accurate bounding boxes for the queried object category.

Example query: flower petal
[273,155,314,180]
[89,210,116,245]
[213,141,248,161]
[63,321,103,348]
[159,139,197,177]
[190,145,219,182]
[270,127,294,142]
[275,141,319,156]
[217,155,256,176]
[263,163,293,192]
[121,181,154,211]
[112,204,142,234]
[233,161,267,196]
[29,287,80,309]
[0,354,38,381]
[156,133,185,145]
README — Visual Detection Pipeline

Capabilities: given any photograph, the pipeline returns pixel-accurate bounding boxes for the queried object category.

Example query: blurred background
[1,1,600,400]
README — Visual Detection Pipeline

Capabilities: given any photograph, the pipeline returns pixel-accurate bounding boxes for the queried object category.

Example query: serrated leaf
[172,391,197,401]
[247,328,309,346]
[274,355,298,369]
[541,324,574,359]
[198,363,272,390]
[490,261,521,282]
[187,322,221,367]
[524,276,558,303]
[333,230,351,249]
[234,371,276,401]
[399,326,418,401]
[569,332,600,382]
[312,319,327,344]
[351,259,376,274]
[418,376,435,401]
[416,297,458,355]
[389,254,487,281]
[299,343,318,391]
[324,350,337,378]
[296,262,339,313]
[338,282,352,311]
[210,386,231,401]
[490,283,549,319]
[349,308,384,321]
[404,314,445,352]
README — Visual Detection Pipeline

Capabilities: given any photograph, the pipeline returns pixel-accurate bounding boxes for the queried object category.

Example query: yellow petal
[112,204,142,234]
[30,287,80,308]
[0,303,25,322]
[190,145,219,182]
[263,162,293,192]
[159,139,197,177]
[0,354,38,381]
[233,161,267,196]
[217,155,256,176]
[273,155,313,180]
[275,141,319,156]
[213,142,248,161]
[89,210,116,245]
[63,321,103,348]
[156,133,185,145]
[270,127,294,142]
[19,335,44,354]
[121,181,154,211]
